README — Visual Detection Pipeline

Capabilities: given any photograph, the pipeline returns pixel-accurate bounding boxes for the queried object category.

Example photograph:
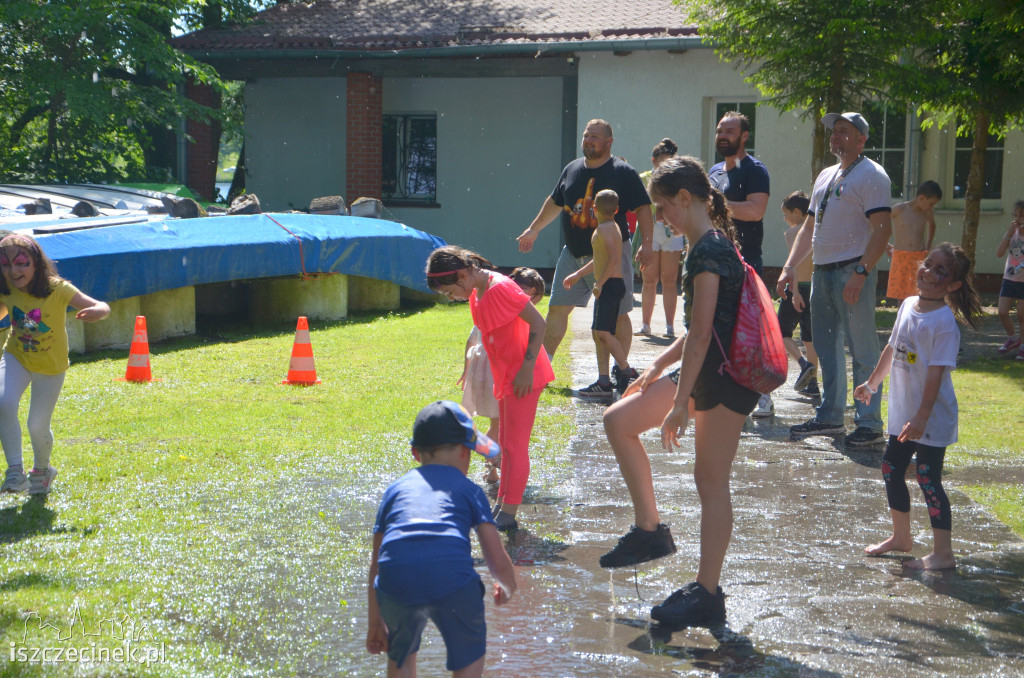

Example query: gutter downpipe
[183,36,709,62]
[906,106,921,198]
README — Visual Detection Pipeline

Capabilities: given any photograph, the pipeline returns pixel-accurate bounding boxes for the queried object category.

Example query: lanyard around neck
[817,155,864,225]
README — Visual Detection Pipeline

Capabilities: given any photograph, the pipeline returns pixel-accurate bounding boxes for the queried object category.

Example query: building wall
[382,76,564,268]
[240,55,1020,274]
[245,78,348,211]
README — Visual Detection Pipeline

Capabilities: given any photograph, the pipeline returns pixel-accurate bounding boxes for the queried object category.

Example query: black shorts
[592,278,626,333]
[668,343,760,415]
[778,282,812,341]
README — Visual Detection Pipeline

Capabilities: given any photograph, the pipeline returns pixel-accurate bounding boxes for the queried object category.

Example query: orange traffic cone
[117,316,154,383]
[282,316,321,385]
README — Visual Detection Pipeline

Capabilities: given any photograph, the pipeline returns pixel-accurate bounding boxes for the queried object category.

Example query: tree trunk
[960,109,989,262]
[811,110,828,181]
[227,140,246,202]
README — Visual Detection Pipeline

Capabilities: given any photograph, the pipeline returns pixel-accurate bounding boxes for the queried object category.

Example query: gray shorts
[548,244,634,315]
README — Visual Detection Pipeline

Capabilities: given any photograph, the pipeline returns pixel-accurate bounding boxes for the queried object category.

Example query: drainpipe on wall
[177,84,188,184]
[906,106,921,198]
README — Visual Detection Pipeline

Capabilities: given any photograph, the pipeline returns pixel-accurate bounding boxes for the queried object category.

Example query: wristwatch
[854,264,869,276]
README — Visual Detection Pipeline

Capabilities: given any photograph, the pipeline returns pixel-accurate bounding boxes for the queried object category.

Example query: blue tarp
[33,213,447,301]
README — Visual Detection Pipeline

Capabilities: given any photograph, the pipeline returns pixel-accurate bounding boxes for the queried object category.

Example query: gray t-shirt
[808,157,891,265]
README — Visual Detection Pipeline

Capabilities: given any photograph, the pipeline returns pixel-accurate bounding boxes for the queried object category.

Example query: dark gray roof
[172,0,698,54]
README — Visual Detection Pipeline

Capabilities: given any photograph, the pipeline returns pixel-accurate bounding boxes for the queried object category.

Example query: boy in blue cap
[366,401,517,677]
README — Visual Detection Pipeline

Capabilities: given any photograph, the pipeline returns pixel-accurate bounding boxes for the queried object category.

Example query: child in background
[366,400,517,677]
[509,267,545,306]
[995,199,1024,359]
[887,181,942,301]
[637,138,685,338]
[427,246,554,531]
[777,191,819,397]
[0,234,109,495]
[563,189,637,396]
[856,243,983,570]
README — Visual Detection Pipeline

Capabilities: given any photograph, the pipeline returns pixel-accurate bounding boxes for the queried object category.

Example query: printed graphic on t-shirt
[564,178,597,230]
[12,306,51,353]
[892,332,917,370]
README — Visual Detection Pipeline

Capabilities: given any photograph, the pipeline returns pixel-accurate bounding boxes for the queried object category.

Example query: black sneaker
[798,380,820,397]
[794,361,818,392]
[650,581,726,627]
[614,367,640,394]
[599,523,677,568]
[790,418,845,437]
[844,426,885,447]
[577,380,614,397]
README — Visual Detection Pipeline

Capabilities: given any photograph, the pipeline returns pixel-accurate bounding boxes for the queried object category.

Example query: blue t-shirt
[373,464,494,605]
[708,155,771,260]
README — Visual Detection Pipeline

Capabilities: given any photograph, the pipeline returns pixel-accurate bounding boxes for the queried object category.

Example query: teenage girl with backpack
[856,242,983,570]
[426,246,554,531]
[600,156,759,628]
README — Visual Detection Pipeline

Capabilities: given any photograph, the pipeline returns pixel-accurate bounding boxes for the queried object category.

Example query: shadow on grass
[68,299,441,365]
[0,496,92,546]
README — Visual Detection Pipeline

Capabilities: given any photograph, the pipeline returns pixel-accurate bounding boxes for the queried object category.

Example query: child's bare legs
[692,404,746,593]
[484,417,500,484]
[640,257,661,329]
[387,655,415,678]
[602,376,676,530]
[996,296,1019,337]
[783,336,803,364]
[865,509,913,555]
[905,528,955,570]
[659,250,680,328]
[594,329,630,374]
[804,339,818,366]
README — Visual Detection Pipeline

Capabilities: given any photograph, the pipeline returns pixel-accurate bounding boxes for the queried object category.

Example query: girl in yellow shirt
[0,234,109,495]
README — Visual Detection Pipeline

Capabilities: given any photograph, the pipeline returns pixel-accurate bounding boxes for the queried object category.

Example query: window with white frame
[713,101,757,163]
[952,123,1003,200]
[382,113,437,204]
[861,102,905,200]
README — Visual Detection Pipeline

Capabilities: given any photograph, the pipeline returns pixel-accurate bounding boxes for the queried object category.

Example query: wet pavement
[477,295,1024,676]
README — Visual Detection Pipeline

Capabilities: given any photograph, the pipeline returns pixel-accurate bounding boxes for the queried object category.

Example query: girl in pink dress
[427,246,554,531]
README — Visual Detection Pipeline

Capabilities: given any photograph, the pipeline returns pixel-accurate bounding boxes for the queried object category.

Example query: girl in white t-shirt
[854,243,983,570]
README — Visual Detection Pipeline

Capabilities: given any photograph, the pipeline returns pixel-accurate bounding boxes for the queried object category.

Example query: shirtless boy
[564,189,636,396]
[887,181,941,300]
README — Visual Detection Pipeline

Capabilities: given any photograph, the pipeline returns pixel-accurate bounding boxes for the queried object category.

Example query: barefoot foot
[903,552,956,570]
[865,536,913,556]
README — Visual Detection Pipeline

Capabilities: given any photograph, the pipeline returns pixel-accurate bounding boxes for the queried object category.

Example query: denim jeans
[810,262,882,430]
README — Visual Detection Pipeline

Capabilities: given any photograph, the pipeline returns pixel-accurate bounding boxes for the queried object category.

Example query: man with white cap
[776,112,893,447]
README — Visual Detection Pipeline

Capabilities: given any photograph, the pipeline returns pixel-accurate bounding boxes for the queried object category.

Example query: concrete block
[349,275,400,311]
[140,286,196,341]
[66,312,84,354]
[250,274,348,324]
[84,296,140,351]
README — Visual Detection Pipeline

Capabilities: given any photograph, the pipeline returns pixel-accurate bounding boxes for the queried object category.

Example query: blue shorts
[999,278,1024,300]
[376,577,486,671]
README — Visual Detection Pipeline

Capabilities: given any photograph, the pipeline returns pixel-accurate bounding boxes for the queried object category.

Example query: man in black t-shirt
[708,111,770,277]
[517,120,653,375]
[708,110,773,417]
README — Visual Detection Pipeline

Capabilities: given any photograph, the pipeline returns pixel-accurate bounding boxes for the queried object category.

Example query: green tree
[0,0,264,185]
[890,0,1024,259]
[681,0,931,180]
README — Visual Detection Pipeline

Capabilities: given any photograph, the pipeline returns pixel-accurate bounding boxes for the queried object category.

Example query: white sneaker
[636,323,651,335]
[665,324,675,338]
[2,467,29,493]
[752,394,774,418]
[28,465,58,495]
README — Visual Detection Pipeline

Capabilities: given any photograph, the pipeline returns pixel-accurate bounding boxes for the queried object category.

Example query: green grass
[0,300,574,677]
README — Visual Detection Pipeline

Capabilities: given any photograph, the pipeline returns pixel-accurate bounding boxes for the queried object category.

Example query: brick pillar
[346,72,382,201]
[185,80,221,203]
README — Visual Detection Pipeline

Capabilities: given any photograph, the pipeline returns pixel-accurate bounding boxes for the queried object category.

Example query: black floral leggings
[880,435,951,531]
